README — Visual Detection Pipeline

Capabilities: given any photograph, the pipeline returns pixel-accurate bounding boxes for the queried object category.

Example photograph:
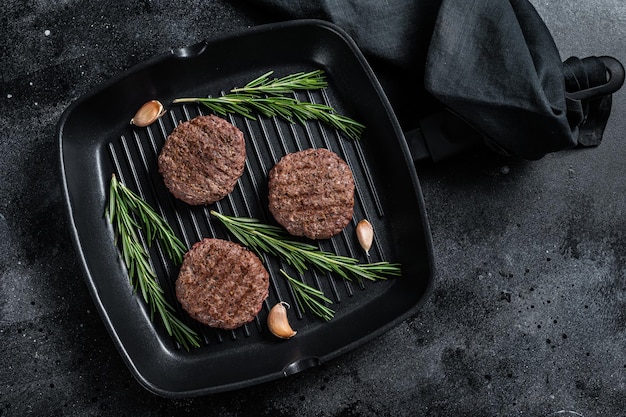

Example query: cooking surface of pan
[57,20,433,397]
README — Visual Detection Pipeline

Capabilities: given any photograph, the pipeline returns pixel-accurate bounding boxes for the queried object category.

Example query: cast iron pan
[57,19,434,398]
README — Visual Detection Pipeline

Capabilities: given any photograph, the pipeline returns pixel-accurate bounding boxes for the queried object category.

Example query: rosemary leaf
[106,174,200,350]
[280,270,335,321]
[231,70,328,95]
[210,211,401,282]
[172,70,365,140]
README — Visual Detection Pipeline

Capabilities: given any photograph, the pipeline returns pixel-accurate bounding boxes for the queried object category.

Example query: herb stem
[230,70,328,95]
[107,174,200,350]
[210,211,401,282]
[172,70,365,140]
[280,269,335,321]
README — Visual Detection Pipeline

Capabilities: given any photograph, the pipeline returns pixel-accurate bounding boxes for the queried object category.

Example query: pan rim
[57,18,434,398]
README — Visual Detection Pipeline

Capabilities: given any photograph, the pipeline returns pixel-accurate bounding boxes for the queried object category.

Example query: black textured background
[2,1,626,416]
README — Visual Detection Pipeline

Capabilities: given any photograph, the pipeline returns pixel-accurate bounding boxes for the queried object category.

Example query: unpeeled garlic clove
[267,302,297,339]
[356,219,374,256]
[130,100,166,127]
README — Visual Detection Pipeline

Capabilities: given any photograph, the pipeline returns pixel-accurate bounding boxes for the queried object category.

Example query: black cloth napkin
[249,0,623,160]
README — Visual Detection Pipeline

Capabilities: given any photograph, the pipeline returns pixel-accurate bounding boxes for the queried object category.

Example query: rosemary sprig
[107,174,200,350]
[280,269,335,322]
[172,70,365,140]
[174,94,364,140]
[210,211,401,281]
[230,70,328,95]
[108,175,187,264]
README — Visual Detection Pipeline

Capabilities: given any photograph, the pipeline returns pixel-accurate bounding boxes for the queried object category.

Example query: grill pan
[57,19,433,398]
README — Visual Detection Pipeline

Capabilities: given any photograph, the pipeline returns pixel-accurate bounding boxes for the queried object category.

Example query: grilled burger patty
[268,148,355,240]
[175,238,269,330]
[158,115,246,205]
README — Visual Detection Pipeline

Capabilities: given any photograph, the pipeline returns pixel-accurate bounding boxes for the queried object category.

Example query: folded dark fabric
[247,0,622,160]
[247,0,428,71]
[424,0,575,159]
[247,0,439,132]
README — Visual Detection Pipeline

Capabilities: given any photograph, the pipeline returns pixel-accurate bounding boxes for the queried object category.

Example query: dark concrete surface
[2,1,626,416]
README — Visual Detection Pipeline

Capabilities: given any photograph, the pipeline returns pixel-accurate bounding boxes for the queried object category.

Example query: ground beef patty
[268,148,355,240]
[175,238,269,330]
[158,114,245,205]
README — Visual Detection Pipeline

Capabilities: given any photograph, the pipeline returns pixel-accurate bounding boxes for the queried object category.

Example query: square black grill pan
[57,19,433,398]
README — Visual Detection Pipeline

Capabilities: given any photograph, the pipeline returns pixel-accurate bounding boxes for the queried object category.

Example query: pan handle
[565,56,625,101]
[406,111,483,163]
[409,56,625,163]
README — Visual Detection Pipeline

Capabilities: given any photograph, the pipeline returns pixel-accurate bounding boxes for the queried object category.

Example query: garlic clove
[356,219,374,256]
[130,100,166,127]
[267,301,297,339]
